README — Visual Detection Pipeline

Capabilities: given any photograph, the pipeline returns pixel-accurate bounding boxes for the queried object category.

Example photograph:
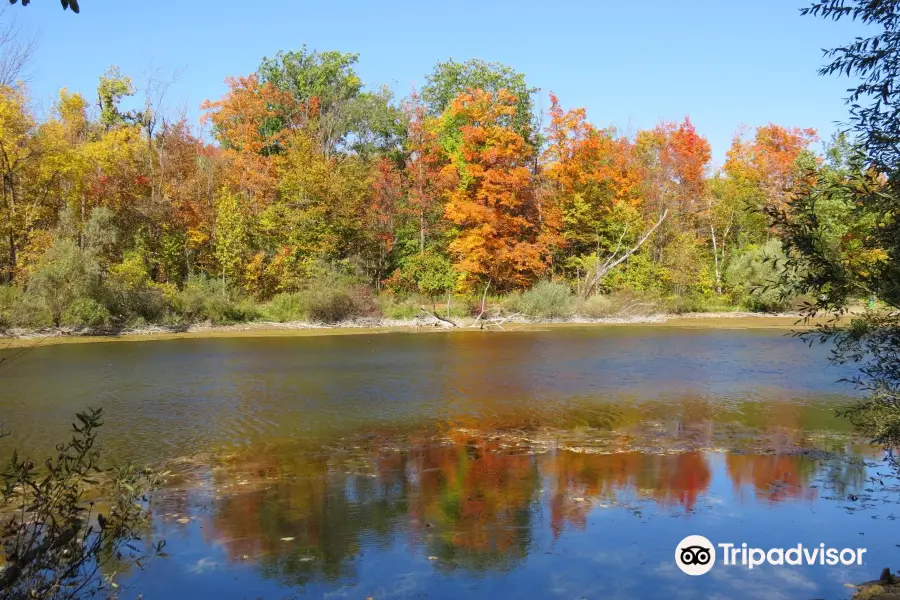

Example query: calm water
[1,326,897,599]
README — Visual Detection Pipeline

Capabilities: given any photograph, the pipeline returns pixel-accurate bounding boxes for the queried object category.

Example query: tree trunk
[2,174,16,282]
[582,209,668,299]
[419,209,425,254]
[710,224,722,295]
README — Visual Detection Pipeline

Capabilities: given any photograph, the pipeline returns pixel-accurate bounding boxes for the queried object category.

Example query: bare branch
[583,209,668,298]
[419,306,458,327]
[0,6,36,88]
[599,222,629,272]
[472,281,491,328]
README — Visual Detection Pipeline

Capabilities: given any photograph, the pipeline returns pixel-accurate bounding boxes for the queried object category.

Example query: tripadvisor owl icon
[676,535,716,575]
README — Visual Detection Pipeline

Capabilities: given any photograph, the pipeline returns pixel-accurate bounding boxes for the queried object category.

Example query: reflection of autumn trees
[726,452,869,503]
[408,434,539,571]
[205,449,411,587]
[726,454,818,503]
[200,430,840,587]
[546,451,712,538]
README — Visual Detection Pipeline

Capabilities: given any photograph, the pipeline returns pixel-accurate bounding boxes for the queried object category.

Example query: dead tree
[580,209,668,299]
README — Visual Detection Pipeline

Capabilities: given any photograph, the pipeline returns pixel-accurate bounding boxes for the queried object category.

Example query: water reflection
[1,329,891,598]
[157,427,873,592]
[0,327,862,465]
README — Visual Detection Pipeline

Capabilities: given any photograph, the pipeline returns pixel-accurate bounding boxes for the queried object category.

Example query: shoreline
[0,311,820,348]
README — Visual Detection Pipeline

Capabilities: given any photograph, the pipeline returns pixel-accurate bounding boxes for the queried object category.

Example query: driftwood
[480,312,522,330]
[446,288,452,319]
[419,307,459,327]
[471,281,492,328]
[580,209,668,299]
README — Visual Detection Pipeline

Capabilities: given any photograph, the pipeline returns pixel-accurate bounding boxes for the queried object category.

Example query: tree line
[0,49,866,328]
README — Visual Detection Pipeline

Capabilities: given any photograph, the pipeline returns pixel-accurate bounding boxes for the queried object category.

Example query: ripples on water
[0,326,895,599]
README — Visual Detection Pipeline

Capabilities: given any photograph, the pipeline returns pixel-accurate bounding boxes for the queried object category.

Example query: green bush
[499,291,522,313]
[725,240,793,312]
[308,289,359,323]
[0,284,22,329]
[25,239,102,327]
[664,295,712,314]
[265,279,378,324]
[61,297,112,328]
[170,275,220,322]
[577,294,615,318]
[104,250,169,324]
[104,281,168,326]
[6,293,51,328]
[304,283,377,323]
[518,281,574,318]
[603,250,665,294]
[171,275,257,324]
[265,292,309,322]
[387,252,457,296]
[576,291,660,318]
[378,294,423,320]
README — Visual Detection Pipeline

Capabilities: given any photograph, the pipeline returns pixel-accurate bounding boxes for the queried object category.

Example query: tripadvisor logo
[675,535,867,576]
[676,535,716,576]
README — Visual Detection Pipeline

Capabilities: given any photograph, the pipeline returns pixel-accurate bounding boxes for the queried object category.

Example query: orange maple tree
[543,93,641,207]
[440,88,560,291]
[724,123,817,211]
[543,93,642,257]
[403,91,447,254]
[201,74,307,209]
[638,117,711,219]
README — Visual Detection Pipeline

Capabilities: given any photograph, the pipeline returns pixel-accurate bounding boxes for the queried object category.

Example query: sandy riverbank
[0,311,829,349]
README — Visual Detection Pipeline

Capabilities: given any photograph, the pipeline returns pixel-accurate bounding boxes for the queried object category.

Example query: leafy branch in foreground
[8,0,79,14]
[769,0,900,449]
[0,408,165,600]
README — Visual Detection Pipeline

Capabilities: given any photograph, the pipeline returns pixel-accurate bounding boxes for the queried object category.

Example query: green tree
[96,66,136,131]
[213,188,250,286]
[24,207,116,327]
[257,47,404,157]
[422,58,538,144]
[776,1,900,447]
[725,240,791,312]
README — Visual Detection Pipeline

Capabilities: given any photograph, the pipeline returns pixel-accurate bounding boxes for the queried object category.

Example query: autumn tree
[150,120,222,282]
[724,124,817,218]
[0,84,54,282]
[258,47,405,158]
[634,117,711,296]
[423,59,538,145]
[201,74,303,209]
[439,89,559,291]
[366,157,402,289]
[542,93,644,284]
[378,90,459,296]
[402,91,445,255]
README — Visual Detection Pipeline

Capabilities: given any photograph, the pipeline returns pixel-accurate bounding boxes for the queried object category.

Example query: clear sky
[7,0,868,166]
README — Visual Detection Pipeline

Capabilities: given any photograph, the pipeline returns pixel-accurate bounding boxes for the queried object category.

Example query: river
[0,325,894,599]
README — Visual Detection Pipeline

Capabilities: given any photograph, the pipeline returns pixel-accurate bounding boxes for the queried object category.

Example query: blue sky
[8,0,867,165]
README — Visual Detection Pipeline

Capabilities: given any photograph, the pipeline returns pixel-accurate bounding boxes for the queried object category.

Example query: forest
[0,49,866,328]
